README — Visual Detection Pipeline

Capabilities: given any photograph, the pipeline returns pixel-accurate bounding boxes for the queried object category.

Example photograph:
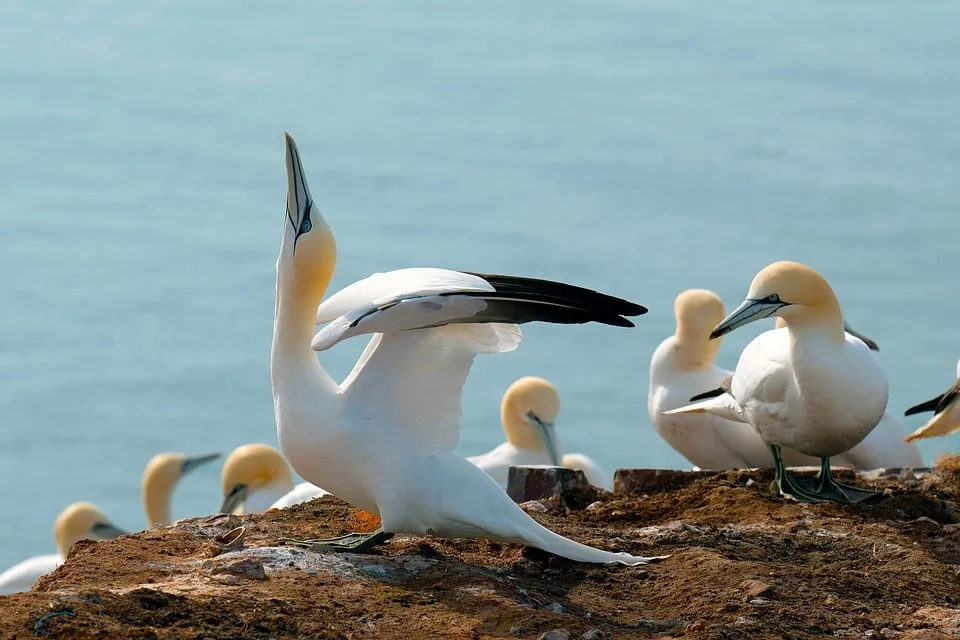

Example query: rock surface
[2,457,960,639]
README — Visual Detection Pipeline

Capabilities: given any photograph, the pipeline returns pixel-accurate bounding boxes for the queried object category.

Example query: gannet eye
[300,218,312,234]
[766,293,781,303]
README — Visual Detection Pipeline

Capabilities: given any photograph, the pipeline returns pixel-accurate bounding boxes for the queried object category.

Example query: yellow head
[53,502,126,557]
[219,443,295,514]
[501,376,562,464]
[141,452,221,527]
[672,289,725,370]
[277,132,338,310]
[711,261,843,340]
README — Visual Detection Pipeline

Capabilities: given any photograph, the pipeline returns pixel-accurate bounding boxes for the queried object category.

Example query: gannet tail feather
[663,394,746,424]
[904,396,943,416]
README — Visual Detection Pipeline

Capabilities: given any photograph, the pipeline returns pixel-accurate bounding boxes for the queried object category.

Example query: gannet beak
[181,452,222,476]
[91,522,127,540]
[283,131,314,244]
[843,321,879,352]
[710,295,789,339]
[220,483,248,514]
[527,412,560,466]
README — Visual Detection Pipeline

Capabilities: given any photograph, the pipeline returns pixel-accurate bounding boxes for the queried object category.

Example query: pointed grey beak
[220,483,248,514]
[710,296,789,339]
[90,522,127,540]
[527,412,560,466]
[181,452,222,477]
[284,132,314,243]
[843,321,879,352]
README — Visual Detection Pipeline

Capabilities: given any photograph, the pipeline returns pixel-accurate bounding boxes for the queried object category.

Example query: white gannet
[903,359,960,442]
[769,317,924,469]
[141,452,221,527]
[0,502,126,595]
[272,132,663,565]
[650,289,816,470]
[664,261,888,503]
[467,376,611,490]
[219,443,328,514]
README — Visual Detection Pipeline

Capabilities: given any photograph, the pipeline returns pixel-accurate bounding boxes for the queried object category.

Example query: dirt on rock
[3,458,960,639]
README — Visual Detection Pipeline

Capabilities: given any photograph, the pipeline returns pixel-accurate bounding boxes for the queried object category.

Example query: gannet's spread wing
[312,268,643,453]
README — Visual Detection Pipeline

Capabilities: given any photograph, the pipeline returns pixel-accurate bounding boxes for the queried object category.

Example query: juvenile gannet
[0,502,125,595]
[770,317,924,469]
[141,452,221,526]
[467,376,611,490]
[272,133,662,565]
[903,359,960,442]
[219,443,328,514]
[664,261,888,503]
[650,289,812,470]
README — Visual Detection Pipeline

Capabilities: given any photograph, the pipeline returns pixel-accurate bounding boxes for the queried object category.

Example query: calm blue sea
[0,1,957,567]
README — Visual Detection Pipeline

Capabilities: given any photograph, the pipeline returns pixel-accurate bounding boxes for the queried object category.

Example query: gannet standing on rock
[141,452,221,526]
[272,132,663,565]
[664,261,888,503]
[903,359,960,442]
[0,502,126,595]
[219,443,328,514]
[468,376,611,490]
[650,289,815,470]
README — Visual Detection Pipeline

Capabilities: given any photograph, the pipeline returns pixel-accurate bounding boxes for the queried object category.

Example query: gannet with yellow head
[467,376,611,490]
[903,359,960,442]
[0,502,126,595]
[141,452,221,526]
[650,289,821,470]
[272,133,663,564]
[219,443,328,514]
[664,261,889,503]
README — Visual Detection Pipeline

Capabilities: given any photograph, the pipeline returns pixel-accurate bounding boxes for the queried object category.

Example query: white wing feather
[316,268,492,324]
[314,268,522,453]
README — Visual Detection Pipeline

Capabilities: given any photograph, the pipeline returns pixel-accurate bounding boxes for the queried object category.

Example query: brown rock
[739,579,774,600]
[507,466,590,502]
[612,468,711,495]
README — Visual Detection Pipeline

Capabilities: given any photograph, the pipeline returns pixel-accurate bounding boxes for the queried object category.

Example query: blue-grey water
[0,1,957,568]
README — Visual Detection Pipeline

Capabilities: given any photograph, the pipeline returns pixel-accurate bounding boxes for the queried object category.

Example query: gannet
[769,317,924,469]
[664,261,888,503]
[141,452,221,526]
[903,359,960,442]
[650,289,817,470]
[272,132,663,564]
[0,502,125,595]
[467,376,612,490]
[219,443,328,514]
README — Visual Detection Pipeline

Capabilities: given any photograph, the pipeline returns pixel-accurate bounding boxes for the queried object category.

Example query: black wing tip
[463,271,648,317]
[689,387,726,402]
[904,396,942,416]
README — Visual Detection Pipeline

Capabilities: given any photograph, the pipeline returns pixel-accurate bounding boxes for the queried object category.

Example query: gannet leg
[805,457,882,504]
[770,445,827,503]
[281,529,394,554]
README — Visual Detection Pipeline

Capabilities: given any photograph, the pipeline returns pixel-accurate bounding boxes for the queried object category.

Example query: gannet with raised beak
[903,359,960,442]
[141,452,221,526]
[468,376,611,490]
[272,133,662,564]
[0,502,126,595]
[664,261,888,503]
[219,443,328,514]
